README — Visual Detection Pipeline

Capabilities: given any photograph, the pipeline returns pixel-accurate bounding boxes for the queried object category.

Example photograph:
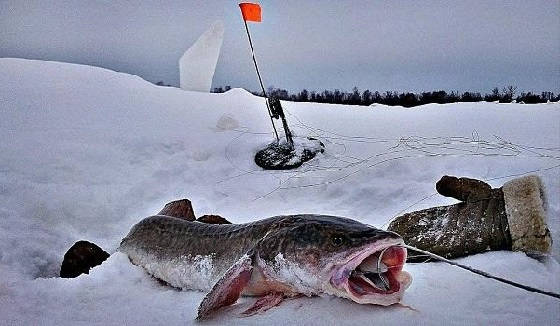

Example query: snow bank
[1,58,558,325]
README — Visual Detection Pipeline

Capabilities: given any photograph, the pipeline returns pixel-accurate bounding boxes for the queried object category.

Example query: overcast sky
[1,0,559,93]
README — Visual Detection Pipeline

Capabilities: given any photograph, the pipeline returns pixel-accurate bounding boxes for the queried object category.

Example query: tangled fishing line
[219,106,560,202]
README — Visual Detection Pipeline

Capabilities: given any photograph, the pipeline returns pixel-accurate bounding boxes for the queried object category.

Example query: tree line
[211,85,559,107]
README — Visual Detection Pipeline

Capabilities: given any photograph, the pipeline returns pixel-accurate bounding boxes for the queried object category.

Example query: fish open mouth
[330,241,412,305]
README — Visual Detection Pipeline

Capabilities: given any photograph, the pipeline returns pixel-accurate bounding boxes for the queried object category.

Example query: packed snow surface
[1,58,559,325]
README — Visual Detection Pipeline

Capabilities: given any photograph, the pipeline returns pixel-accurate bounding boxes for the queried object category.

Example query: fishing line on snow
[398,245,560,300]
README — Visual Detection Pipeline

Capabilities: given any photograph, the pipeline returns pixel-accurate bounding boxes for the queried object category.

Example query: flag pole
[242,20,280,142]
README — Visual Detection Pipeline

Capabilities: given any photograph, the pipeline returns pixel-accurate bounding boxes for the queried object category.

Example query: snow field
[1,58,558,325]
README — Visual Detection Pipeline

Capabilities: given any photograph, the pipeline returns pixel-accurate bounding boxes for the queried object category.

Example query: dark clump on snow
[60,241,110,278]
[255,138,324,170]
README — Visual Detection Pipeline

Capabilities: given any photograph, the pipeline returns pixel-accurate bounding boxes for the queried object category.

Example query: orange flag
[239,2,262,22]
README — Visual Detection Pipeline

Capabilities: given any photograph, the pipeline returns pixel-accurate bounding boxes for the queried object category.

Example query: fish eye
[332,236,344,246]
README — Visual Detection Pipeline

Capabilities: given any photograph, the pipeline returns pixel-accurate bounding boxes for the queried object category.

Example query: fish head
[259,215,412,305]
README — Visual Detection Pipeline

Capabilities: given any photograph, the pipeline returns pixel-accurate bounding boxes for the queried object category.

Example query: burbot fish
[119,214,412,319]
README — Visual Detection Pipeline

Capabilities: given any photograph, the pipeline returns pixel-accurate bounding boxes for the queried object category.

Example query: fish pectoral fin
[197,254,253,320]
[240,292,285,317]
